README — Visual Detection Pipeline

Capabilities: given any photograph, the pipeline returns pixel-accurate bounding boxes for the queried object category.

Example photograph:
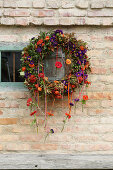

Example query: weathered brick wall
[0,0,113,153]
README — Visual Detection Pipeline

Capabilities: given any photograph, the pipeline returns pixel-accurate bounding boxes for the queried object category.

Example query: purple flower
[76,71,82,77]
[27,56,31,61]
[31,37,35,40]
[84,59,87,64]
[82,49,87,54]
[50,37,55,42]
[30,60,34,64]
[84,74,88,79]
[52,41,58,47]
[75,52,79,57]
[69,102,74,106]
[36,47,42,53]
[55,30,63,35]
[50,129,54,133]
[25,71,31,78]
[74,98,79,102]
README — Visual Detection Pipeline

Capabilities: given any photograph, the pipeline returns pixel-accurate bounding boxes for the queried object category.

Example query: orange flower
[22,67,26,71]
[78,76,83,83]
[42,43,45,46]
[66,59,71,65]
[65,113,71,119]
[71,85,75,88]
[80,46,84,51]
[54,91,59,95]
[47,112,54,116]
[38,87,42,91]
[54,80,59,84]
[84,81,91,85]
[64,86,67,89]
[83,95,88,101]
[35,84,38,88]
[44,77,48,81]
[37,39,43,45]
[55,94,62,99]
[29,64,35,68]
[45,36,49,41]
[81,67,85,71]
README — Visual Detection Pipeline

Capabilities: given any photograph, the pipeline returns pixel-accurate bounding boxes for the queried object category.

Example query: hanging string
[50,97,55,114]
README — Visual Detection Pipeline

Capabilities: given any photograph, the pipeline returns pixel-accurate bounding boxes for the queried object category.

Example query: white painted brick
[105,0,113,7]
[61,0,75,8]
[0,35,18,42]
[33,0,45,8]
[4,9,30,17]
[17,0,32,8]
[74,17,86,25]
[88,9,113,17]
[59,17,74,25]
[0,0,3,7]
[46,0,60,8]
[59,9,86,17]
[15,17,29,26]
[4,0,17,7]
[30,17,43,25]
[1,17,15,25]
[85,17,102,25]
[44,18,59,25]
[76,0,89,9]
[31,9,54,17]
[90,0,105,8]
[0,9,3,16]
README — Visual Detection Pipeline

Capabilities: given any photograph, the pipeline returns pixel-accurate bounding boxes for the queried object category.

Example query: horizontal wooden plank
[0,42,28,51]
[0,82,28,91]
[0,154,113,169]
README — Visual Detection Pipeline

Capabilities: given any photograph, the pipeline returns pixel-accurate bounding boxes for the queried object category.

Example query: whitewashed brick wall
[0,0,113,154]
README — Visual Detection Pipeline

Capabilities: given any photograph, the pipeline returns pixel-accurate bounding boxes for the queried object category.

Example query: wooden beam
[0,154,113,169]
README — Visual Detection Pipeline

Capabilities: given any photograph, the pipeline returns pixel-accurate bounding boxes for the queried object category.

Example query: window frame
[0,44,27,90]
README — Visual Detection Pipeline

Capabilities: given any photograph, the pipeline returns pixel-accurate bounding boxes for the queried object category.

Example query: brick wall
[0,0,113,154]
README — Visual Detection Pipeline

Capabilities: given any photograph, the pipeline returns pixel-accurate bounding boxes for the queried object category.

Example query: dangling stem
[74,103,76,114]
[82,104,84,112]
[61,117,68,132]
[44,132,49,143]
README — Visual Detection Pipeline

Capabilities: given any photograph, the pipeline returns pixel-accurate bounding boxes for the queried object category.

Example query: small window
[44,48,65,81]
[1,51,24,82]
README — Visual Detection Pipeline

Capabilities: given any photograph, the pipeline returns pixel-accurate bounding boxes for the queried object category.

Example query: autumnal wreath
[20,29,91,138]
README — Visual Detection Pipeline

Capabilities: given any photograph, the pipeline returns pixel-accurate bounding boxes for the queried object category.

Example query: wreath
[20,30,91,139]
